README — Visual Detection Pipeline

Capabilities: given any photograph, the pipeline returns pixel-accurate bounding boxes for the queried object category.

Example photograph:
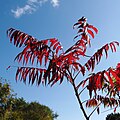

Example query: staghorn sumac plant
[7,16,120,120]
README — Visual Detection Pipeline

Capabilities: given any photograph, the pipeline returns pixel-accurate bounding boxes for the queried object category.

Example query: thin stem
[67,69,89,120]
[84,54,92,58]
[82,99,91,104]
[88,102,102,118]
[88,93,108,118]
[101,107,116,113]
[79,86,87,95]
[72,82,89,120]
[73,70,81,81]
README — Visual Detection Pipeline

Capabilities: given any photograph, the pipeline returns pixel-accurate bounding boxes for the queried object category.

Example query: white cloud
[51,0,59,7]
[11,5,35,18]
[11,0,60,18]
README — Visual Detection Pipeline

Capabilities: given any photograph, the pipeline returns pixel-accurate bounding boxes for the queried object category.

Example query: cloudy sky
[1,0,120,120]
[11,0,59,18]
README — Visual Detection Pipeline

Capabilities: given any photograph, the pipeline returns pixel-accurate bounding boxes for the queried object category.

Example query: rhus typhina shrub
[7,17,120,120]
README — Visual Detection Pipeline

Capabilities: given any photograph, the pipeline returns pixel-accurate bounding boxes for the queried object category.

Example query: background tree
[0,78,58,120]
[8,98,58,120]
[106,113,120,120]
[7,16,120,120]
[0,77,14,120]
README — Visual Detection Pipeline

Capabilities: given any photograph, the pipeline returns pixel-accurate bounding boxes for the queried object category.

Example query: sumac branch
[7,16,120,120]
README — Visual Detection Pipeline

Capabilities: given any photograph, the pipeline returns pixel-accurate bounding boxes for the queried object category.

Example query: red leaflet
[73,22,80,29]
[56,46,62,54]
[85,63,90,71]
[96,74,102,89]
[116,63,120,69]
[85,35,91,45]
[10,31,18,44]
[110,69,120,81]
[104,44,109,58]
[105,71,114,87]
[24,52,31,65]
[16,33,23,47]
[50,38,58,47]
[16,53,23,63]
[23,68,30,81]
[7,28,36,47]
[16,67,22,81]
[7,28,15,42]
[110,42,117,52]
[77,29,83,33]
[88,25,98,34]
[13,31,21,46]
[50,74,57,86]
[91,57,95,71]
[31,54,36,65]
[44,52,49,66]
[97,107,100,114]
[53,42,59,50]
[42,39,48,45]
[38,69,43,85]
[19,34,29,47]
[74,35,80,39]
[114,107,117,113]
[87,29,94,38]
[6,66,11,70]
[114,41,119,46]
[94,53,99,64]
[86,99,98,108]
[23,45,30,54]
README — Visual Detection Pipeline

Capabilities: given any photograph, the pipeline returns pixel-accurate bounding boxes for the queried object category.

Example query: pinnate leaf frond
[84,41,119,72]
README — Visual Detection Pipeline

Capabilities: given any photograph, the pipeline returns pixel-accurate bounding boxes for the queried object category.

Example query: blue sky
[1,0,120,120]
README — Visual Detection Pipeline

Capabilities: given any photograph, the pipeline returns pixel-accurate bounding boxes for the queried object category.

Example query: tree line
[0,78,58,120]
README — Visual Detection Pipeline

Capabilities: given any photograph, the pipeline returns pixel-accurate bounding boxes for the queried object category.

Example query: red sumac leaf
[19,34,28,47]
[50,38,58,47]
[38,70,43,86]
[116,63,120,69]
[97,107,100,114]
[77,29,83,33]
[13,31,21,46]
[110,69,120,81]
[6,66,11,70]
[105,71,114,87]
[87,29,94,38]
[73,22,81,29]
[91,57,95,71]
[56,46,62,54]
[104,44,109,58]
[110,42,116,52]
[10,30,18,44]
[53,42,59,50]
[42,39,48,45]
[74,35,80,39]
[7,28,15,37]
[114,107,117,113]
[16,67,22,81]
[88,25,98,34]
[114,41,119,46]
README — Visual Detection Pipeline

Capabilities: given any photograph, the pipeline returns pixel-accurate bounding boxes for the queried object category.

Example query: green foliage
[10,98,58,120]
[0,78,58,120]
[0,78,14,119]
[106,113,120,120]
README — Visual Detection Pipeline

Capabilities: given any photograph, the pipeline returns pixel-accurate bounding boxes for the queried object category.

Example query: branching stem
[88,102,102,118]
[67,69,89,120]
[72,81,89,120]
[79,86,87,95]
